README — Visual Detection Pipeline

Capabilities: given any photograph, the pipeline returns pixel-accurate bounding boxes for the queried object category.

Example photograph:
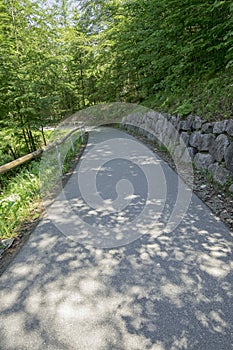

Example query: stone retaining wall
[122,112,233,192]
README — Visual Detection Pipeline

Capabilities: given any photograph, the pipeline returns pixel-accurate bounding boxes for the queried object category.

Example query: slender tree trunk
[28,128,36,151]
[22,128,31,153]
[41,126,47,146]
[7,145,18,159]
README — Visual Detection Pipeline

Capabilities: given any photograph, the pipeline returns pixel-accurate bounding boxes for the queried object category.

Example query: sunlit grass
[0,130,83,240]
[0,161,41,239]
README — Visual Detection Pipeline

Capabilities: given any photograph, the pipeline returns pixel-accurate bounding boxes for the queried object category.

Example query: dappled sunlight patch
[57,303,96,322]
[180,272,197,290]
[172,248,185,261]
[151,342,166,350]
[1,313,44,350]
[160,282,184,307]
[79,278,103,296]
[195,310,230,334]
[1,221,232,349]
[56,251,78,263]
[25,292,43,314]
[220,281,233,298]
[170,331,188,350]
[46,289,73,307]
[31,233,58,250]
[197,253,231,278]
[11,263,34,277]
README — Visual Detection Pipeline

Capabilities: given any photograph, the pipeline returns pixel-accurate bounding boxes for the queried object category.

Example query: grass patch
[0,161,41,239]
[142,71,233,121]
[0,130,84,240]
[62,135,82,174]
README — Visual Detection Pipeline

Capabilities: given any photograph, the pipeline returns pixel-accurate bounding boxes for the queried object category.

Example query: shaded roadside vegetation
[81,0,233,120]
[0,131,83,240]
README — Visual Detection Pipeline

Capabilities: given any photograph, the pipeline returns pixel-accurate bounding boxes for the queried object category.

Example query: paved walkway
[0,128,232,350]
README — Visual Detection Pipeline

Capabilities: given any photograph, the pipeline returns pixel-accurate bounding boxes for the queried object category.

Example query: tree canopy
[0,0,232,162]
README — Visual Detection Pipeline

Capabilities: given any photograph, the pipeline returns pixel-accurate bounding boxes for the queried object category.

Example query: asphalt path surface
[0,127,232,350]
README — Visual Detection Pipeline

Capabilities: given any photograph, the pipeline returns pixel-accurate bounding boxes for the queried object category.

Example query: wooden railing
[0,126,85,176]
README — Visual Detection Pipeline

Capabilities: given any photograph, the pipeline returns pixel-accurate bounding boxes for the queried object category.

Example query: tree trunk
[41,126,47,146]
[7,145,18,160]
[28,128,36,151]
[22,128,31,153]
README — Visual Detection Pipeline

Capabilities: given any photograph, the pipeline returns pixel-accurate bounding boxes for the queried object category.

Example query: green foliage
[0,0,82,155]
[62,134,82,173]
[0,128,53,166]
[0,129,83,239]
[0,161,40,238]
[1,0,232,156]
[74,0,233,119]
[175,101,193,117]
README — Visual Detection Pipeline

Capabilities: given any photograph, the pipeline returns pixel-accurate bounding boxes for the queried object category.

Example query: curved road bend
[0,127,232,350]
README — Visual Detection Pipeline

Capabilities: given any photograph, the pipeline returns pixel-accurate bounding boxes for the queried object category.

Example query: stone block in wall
[194,153,214,170]
[170,115,181,131]
[202,122,214,133]
[168,128,181,150]
[179,115,194,131]
[122,114,136,127]
[199,134,215,151]
[142,118,152,130]
[229,184,233,193]
[213,120,228,134]
[173,143,188,160]
[133,113,143,126]
[209,134,230,162]
[149,118,155,130]
[188,147,197,159]
[226,120,233,137]
[225,143,233,173]
[189,131,201,148]
[154,118,165,137]
[208,163,218,176]
[189,132,215,151]
[216,166,232,186]
[145,111,158,121]
[151,119,158,134]
[165,113,172,121]
[180,132,190,146]
[161,121,172,148]
[208,163,232,186]
[192,116,203,130]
